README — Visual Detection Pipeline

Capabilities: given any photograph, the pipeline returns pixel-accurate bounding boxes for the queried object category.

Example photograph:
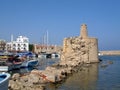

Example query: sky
[0,0,120,50]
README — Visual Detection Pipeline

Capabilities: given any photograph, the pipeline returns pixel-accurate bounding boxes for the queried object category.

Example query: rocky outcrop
[9,73,45,90]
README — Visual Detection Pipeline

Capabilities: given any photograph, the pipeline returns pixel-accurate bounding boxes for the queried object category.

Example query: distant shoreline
[99,50,120,55]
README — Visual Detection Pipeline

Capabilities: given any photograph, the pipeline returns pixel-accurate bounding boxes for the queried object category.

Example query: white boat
[0,73,11,90]
[38,53,60,59]
[38,53,47,59]
[0,62,13,72]
[51,53,60,58]
[0,62,22,71]
[21,59,38,68]
[0,66,9,72]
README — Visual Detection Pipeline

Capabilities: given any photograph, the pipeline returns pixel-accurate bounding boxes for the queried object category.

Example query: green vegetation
[29,44,34,52]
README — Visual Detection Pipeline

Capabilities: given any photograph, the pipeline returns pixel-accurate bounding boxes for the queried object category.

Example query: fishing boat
[0,51,14,61]
[0,61,13,71]
[21,59,38,68]
[38,53,47,58]
[0,61,22,71]
[0,73,11,90]
[16,51,36,59]
[0,66,8,72]
[12,61,23,69]
[51,53,60,58]
[38,52,60,59]
[0,65,13,72]
[0,51,25,71]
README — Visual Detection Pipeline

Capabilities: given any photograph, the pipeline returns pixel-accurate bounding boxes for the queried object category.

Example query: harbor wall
[99,50,120,55]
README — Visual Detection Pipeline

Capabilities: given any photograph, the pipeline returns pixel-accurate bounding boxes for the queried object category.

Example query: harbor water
[46,55,120,90]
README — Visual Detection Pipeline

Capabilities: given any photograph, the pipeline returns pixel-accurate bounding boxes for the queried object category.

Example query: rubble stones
[9,62,83,90]
[9,73,45,90]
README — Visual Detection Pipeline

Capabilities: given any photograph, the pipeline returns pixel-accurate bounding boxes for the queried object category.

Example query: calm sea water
[46,55,120,90]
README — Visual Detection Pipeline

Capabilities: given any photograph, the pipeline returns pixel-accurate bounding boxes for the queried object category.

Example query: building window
[24,48,26,50]
[13,44,16,46]
[24,44,26,47]
[18,48,20,50]
[13,48,15,50]
[18,44,20,46]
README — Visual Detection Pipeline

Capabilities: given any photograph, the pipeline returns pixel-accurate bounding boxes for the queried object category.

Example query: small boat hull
[0,66,9,72]
[12,63,22,69]
[21,59,38,68]
[0,63,21,71]
[38,53,60,59]
[0,62,13,71]
[0,73,10,90]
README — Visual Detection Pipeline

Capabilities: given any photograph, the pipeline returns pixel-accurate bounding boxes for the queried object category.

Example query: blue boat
[16,52,36,59]
[0,73,10,90]
[21,59,38,68]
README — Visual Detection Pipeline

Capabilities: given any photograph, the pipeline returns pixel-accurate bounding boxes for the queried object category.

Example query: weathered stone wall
[34,44,62,54]
[87,38,99,63]
[60,24,99,65]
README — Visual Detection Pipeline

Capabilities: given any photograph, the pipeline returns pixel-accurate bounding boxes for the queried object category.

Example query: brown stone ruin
[60,24,99,66]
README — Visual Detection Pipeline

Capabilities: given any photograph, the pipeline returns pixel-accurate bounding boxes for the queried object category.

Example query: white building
[6,36,29,52]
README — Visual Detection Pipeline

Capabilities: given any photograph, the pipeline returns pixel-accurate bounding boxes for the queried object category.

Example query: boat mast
[46,30,49,52]
[11,34,13,42]
[43,34,46,52]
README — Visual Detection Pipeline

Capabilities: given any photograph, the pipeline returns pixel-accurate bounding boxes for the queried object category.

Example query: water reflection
[46,63,99,90]
[37,58,60,70]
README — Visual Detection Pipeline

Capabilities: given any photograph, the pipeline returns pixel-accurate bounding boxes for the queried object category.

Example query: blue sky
[0,0,120,50]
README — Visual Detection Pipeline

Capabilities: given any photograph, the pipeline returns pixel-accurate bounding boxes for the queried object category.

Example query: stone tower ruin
[60,24,99,66]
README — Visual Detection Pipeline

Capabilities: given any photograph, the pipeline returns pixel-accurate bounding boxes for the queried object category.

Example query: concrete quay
[99,50,120,55]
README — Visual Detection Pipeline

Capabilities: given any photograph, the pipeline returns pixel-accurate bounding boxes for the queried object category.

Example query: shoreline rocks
[8,61,84,90]
[9,72,46,90]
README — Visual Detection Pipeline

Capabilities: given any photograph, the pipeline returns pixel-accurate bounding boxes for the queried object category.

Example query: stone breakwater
[9,61,84,90]
[99,51,120,55]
